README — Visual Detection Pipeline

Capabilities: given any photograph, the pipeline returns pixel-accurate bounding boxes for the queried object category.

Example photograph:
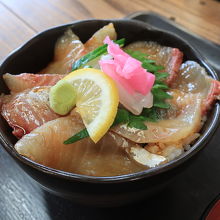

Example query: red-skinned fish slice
[3,73,64,93]
[202,80,220,115]
[172,61,220,116]
[166,48,183,85]
[124,41,183,86]
[1,86,60,138]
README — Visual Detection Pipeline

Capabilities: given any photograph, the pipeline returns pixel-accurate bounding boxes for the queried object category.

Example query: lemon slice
[62,68,119,143]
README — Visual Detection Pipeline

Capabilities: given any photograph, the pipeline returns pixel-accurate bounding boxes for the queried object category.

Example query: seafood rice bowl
[0,19,219,205]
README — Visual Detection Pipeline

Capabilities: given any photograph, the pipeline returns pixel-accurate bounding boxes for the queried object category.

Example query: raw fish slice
[82,23,117,55]
[15,116,145,176]
[172,61,212,95]
[3,73,64,93]
[171,61,220,115]
[39,29,84,74]
[1,86,59,138]
[39,23,117,75]
[204,80,220,115]
[111,90,202,143]
[124,41,183,85]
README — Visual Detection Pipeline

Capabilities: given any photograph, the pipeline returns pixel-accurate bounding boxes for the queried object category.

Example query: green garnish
[127,115,147,130]
[64,128,89,144]
[125,49,164,72]
[112,108,157,130]
[72,38,125,71]
[141,107,160,122]
[112,109,129,126]
[125,49,172,109]
[154,72,169,80]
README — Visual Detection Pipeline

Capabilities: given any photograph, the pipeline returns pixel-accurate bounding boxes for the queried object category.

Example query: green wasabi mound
[49,80,76,115]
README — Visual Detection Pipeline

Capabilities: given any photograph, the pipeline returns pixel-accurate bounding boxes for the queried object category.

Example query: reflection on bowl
[0,19,219,206]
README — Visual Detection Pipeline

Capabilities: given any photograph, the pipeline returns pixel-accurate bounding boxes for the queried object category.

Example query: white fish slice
[15,115,145,176]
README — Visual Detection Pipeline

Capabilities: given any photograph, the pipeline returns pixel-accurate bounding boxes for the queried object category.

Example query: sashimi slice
[39,23,117,75]
[171,61,220,115]
[39,29,85,74]
[82,23,117,55]
[15,115,145,176]
[3,73,64,93]
[124,41,183,85]
[1,86,59,138]
[111,90,202,143]
[204,80,220,115]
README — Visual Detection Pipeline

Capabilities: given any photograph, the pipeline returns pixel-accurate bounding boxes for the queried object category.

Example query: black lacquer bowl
[0,19,219,207]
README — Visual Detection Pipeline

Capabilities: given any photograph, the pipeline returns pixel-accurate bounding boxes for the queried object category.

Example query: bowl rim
[0,18,219,184]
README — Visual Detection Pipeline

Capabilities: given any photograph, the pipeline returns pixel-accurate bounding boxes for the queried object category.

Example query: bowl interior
[0,19,219,182]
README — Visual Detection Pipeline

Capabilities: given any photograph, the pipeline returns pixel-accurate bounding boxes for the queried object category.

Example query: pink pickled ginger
[99,36,155,115]
[100,36,155,95]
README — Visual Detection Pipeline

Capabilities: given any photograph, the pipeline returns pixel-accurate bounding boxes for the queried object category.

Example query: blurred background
[1,0,220,62]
